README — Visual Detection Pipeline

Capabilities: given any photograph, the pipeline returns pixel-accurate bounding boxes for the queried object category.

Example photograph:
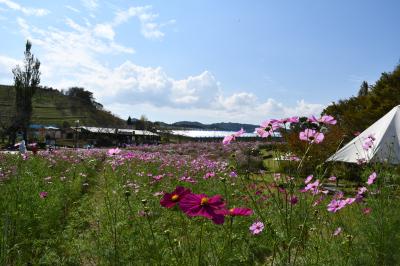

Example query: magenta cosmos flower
[179,193,226,224]
[222,128,245,145]
[160,186,191,208]
[249,221,264,235]
[222,207,253,217]
[39,191,48,199]
[299,129,324,144]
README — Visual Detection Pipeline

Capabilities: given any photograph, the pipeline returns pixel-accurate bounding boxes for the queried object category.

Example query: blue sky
[0,0,399,124]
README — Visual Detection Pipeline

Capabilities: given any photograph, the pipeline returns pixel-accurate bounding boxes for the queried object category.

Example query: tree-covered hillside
[0,85,125,128]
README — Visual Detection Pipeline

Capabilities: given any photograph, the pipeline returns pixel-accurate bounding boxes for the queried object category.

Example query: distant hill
[0,85,125,128]
[0,84,258,131]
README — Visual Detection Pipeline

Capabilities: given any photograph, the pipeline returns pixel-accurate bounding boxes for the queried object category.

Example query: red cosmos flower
[160,186,191,208]
[222,207,253,217]
[179,193,226,224]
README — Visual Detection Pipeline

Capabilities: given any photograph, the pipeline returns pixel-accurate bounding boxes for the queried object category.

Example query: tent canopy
[327,105,400,164]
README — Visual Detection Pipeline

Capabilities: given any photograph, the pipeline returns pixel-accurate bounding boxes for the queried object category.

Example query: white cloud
[0,0,49,16]
[5,8,325,124]
[94,24,115,40]
[114,6,169,40]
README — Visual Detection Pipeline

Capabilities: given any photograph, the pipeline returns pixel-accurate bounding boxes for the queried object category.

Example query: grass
[0,142,399,265]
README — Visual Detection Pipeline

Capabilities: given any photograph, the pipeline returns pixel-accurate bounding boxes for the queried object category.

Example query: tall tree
[127,116,132,126]
[11,40,41,143]
[358,81,369,96]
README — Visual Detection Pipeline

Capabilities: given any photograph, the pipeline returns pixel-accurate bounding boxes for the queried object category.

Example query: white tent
[327,105,400,164]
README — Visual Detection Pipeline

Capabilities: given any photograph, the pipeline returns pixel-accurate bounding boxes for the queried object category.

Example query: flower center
[171,194,179,201]
[265,126,271,131]
[229,208,235,213]
[308,136,315,141]
[200,197,209,205]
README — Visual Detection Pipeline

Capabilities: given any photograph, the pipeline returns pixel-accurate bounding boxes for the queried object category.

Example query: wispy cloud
[65,5,80,13]
[114,6,172,40]
[0,0,49,16]
[2,5,324,124]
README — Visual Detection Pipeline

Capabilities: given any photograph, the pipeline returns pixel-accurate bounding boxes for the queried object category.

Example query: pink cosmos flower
[107,148,121,156]
[305,175,313,184]
[203,172,215,179]
[333,227,342,236]
[39,191,48,199]
[304,179,320,195]
[319,115,337,125]
[366,172,377,185]
[344,198,356,205]
[160,186,191,208]
[222,128,245,145]
[357,187,368,195]
[179,193,226,224]
[308,115,337,125]
[249,221,264,235]
[222,135,234,145]
[256,119,280,138]
[327,199,346,213]
[299,129,325,144]
[328,176,337,181]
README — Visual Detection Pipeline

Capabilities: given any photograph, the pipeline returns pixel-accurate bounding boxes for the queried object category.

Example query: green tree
[11,40,41,143]
[358,81,369,96]
[127,116,132,126]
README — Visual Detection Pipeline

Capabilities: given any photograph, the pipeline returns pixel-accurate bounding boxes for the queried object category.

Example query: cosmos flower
[308,115,337,125]
[39,191,48,199]
[160,186,191,208]
[249,221,264,235]
[107,148,121,156]
[333,227,342,236]
[305,175,313,184]
[179,193,226,224]
[223,207,253,217]
[290,196,298,205]
[327,199,346,213]
[328,176,337,181]
[366,172,377,185]
[299,129,325,144]
[255,119,280,138]
[222,128,245,145]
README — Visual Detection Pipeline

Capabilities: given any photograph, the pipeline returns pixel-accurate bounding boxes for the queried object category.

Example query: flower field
[1,117,400,265]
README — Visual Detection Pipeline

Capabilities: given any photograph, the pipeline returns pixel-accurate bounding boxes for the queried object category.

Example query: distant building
[70,126,160,147]
[29,124,61,145]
